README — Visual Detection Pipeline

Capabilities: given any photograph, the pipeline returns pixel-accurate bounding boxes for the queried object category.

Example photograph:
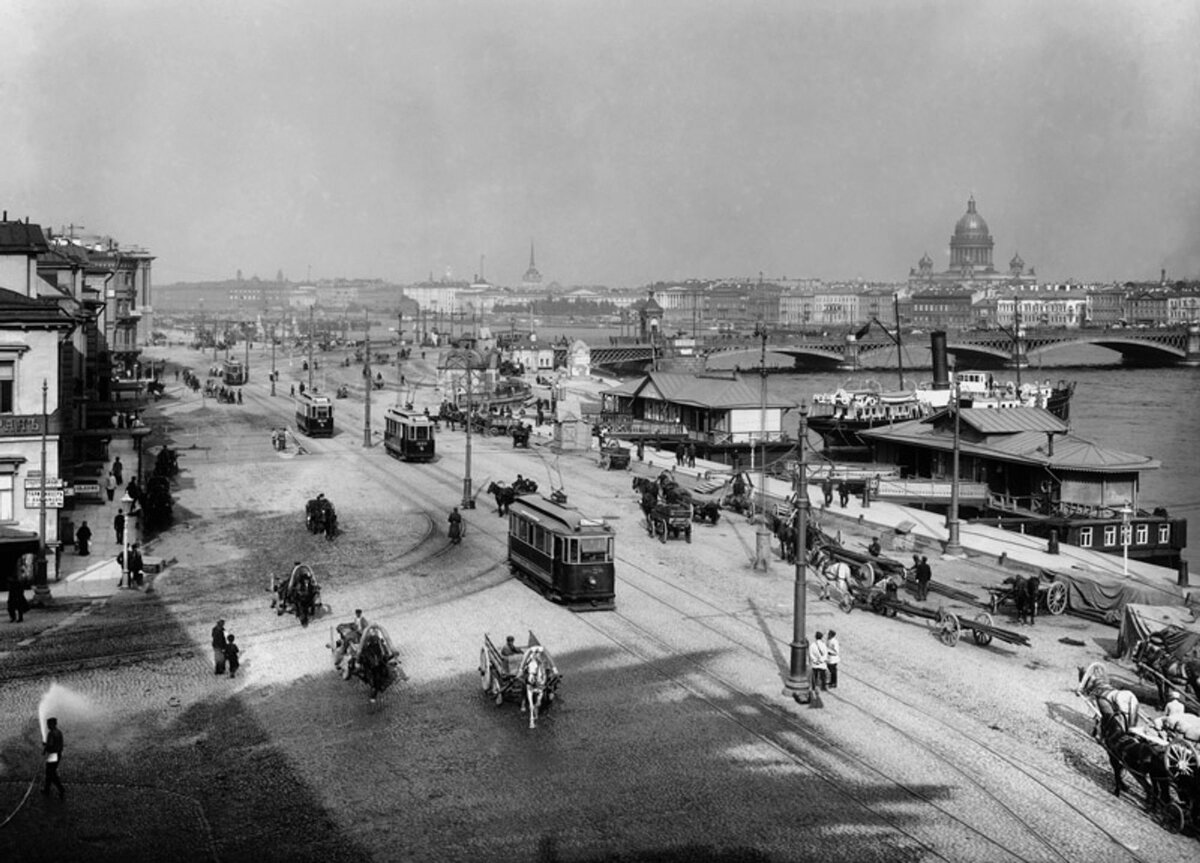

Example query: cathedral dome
[954,196,990,238]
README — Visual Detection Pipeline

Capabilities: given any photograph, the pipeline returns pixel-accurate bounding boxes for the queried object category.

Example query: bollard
[998,551,1007,567]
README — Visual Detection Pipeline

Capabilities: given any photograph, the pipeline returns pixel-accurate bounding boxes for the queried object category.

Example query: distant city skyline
[2,2,1197,288]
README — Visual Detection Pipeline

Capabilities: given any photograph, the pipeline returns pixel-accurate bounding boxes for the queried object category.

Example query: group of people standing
[210,618,241,679]
[675,443,697,468]
[806,630,841,701]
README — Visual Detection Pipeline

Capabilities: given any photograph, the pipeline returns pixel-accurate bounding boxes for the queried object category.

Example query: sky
[1,0,1198,288]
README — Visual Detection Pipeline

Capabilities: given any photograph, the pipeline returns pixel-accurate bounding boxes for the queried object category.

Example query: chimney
[930,330,950,390]
[1161,268,1167,286]
[2,210,6,221]
[1046,432,1054,456]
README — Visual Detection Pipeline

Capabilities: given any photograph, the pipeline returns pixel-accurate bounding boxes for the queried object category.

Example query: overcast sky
[2,1,1197,287]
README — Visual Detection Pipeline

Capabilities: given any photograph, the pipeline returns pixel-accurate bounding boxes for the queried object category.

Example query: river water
[539,326,1199,530]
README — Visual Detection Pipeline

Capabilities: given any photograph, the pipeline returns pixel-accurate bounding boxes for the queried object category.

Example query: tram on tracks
[222,358,247,386]
[383,407,435,462]
[295,391,334,437]
[507,495,616,611]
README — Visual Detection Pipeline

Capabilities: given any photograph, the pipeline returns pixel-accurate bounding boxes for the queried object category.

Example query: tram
[222,358,247,386]
[507,495,615,611]
[383,407,435,462]
[295,391,334,437]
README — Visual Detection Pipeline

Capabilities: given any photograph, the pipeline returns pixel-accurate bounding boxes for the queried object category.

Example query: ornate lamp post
[119,490,135,588]
[363,309,373,447]
[784,405,812,703]
[446,348,483,508]
[270,320,277,396]
[1121,502,1133,576]
[752,321,772,570]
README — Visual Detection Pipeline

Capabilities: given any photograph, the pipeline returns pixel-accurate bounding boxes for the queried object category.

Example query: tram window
[411,426,430,440]
[578,537,610,563]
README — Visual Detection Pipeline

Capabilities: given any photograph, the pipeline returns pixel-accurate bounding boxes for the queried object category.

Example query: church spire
[522,238,542,285]
[529,239,536,269]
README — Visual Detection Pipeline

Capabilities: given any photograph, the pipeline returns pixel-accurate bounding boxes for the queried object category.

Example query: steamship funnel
[930,331,950,390]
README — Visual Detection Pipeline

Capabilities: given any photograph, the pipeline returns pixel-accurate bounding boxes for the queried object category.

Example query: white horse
[813,549,855,611]
[519,646,550,730]
[1076,661,1141,731]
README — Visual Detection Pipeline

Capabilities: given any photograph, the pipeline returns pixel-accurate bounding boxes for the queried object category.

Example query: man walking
[826,630,840,689]
[915,555,933,601]
[821,476,834,507]
[112,456,124,486]
[75,521,92,555]
[114,509,126,545]
[127,543,145,588]
[42,717,65,799]
[212,619,227,675]
[105,471,117,502]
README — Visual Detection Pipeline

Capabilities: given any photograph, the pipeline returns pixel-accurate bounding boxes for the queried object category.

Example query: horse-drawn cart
[646,501,692,543]
[270,563,327,626]
[328,621,403,702]
[598,442,631,470]
[479,632,562,728]
[984,574,1068,617]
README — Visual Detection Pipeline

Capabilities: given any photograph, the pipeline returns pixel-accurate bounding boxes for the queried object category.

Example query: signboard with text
[25,489,64,509]
[0,415,46,437]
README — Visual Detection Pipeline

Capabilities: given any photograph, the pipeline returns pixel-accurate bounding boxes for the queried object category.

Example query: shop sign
[25,489,64,508]
[0,415,44,436]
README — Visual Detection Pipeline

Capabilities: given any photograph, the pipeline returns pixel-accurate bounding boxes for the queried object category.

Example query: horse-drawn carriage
[646,501,692,543]
[634,473,718,532]
[487,476,538,516]
[1077,662,1200,832]
[329,621,403,702]
[1134,636,1200,709]
[598,441,630,470]
[270,563,327,626]
[305,495,338,539]
[479,632,561,729]
[512,423,532,448]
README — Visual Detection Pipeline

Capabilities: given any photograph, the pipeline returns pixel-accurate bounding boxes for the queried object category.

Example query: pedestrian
[42,717,65,799]
[867,537,881,557]
[915,555,932,601]
[636,439,644,462]
[114,509,125,545]
[127,543,145,588]
[75,521,92,555]
[126,478,141,508]
[105,471,116,502]
[821,476,834,507]
[837,480,849,508]
[225,633,240,679]
[112,456,124,485]
[290,383,295,397]
[675,446,683,466]
[7,573,29,623]
[686,443,696,468]
[354,609,368,633]
[808,631,829,694]
[212,619,227,675]
[826,630,840,689]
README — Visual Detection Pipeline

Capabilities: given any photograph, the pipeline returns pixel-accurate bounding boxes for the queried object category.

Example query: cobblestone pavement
[1,344,1196,862]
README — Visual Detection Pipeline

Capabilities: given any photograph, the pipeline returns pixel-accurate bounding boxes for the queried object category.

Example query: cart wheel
[480,650,494,693]
[858,562,874,584]
[989,593,1000,615]
[1045,582,1067,615]
[1163,742,1199,778]
[938,610,961,647]
[1161,801,1187,834]
[972,613,994,646]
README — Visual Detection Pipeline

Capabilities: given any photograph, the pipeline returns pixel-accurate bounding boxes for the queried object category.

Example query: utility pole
[307,307,314,391]
[270,320,276,396]
[752,322,771,571]
[363,309,372,447]
[945,375,964,556]
[33,379,51,602]
[894,293,905,390]
[784,405,811,703]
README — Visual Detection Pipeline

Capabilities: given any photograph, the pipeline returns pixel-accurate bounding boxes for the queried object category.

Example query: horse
[1006,573,1040,625]
[519,646,551,730]
[1134,637,1200,706]
[1093,712,1178,811]
[813,549,855,610]
[487,481,516,516]
[692,500,721,525]
[1076,662,1141,730]
[356,626,399,703]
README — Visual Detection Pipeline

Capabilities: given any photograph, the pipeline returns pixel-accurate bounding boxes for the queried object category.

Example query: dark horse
[1134,636,1200,705]
[1007,573,1040,625]
[487,482,516,516]
[1093,712,1177,811]
[356,626,399,703]
[273,566,318,626]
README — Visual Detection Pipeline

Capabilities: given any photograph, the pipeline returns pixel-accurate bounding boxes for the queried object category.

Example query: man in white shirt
[808,631,829,692]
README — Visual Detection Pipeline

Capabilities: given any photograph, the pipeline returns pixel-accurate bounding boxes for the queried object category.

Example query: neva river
[544,326,1198,534]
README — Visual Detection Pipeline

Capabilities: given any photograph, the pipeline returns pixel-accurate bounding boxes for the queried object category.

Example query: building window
[1159,524,1171,544]
[1136,524,1148,545]
[0,361,13,413]
[1078,527,1093,548]
[0,473,11,521]
[1103,525,1117,546]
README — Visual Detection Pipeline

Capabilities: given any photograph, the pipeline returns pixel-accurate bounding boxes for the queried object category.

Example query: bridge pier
[1181,323,1200,367]
[836,334,860,372]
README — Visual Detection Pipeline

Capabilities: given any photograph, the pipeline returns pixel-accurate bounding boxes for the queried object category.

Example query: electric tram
[507,495,615,611]
[383,407,435,462]
[295,391,334,437]
[222,358,247,386]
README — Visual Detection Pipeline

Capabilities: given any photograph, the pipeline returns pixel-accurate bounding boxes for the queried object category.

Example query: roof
[958,408,1068,435]
[0,220,49,255]
[609,372,798,411]
[0,288,76,327]
[862,416,1160,474]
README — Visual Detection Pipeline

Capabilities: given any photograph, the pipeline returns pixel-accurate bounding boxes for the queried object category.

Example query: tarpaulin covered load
[1115,603,1200,660]
[1042,567,1183,625]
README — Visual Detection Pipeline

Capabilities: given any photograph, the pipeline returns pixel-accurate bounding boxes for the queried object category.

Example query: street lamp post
[363,310,372,447]
[1121,503,1133,576]
[119,491,134,588]
[33,380,51,602]
[448,349,481,509]
[945,376,964,556]
[270,322,276,395]
[784,405,812,702]
[752,322,771,571]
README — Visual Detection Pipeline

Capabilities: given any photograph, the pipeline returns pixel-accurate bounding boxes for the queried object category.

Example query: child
[225,633,241,679]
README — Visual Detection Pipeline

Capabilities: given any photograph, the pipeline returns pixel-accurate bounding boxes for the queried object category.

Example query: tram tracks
[581,552,1163,862]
